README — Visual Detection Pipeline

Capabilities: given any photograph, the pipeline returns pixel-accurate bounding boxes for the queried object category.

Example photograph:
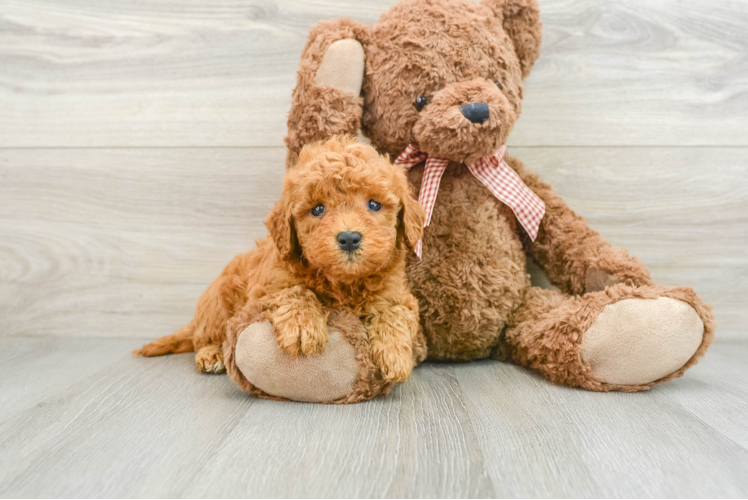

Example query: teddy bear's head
[286,0,542,165]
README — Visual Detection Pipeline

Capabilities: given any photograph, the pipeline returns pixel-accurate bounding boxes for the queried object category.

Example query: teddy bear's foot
[233,320,360,403]
[581,297,703,385]
[222,306,403,404]
[502,284,715,392]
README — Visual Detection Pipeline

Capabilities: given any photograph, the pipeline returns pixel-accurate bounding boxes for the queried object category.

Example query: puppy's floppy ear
[482,0,542,79]
[394,170,425,251]
[285,18,369,169]
[265,190,301,262]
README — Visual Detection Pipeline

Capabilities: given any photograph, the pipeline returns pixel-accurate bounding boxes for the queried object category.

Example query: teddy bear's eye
[414,96,428,112]
[367,199,382,212]
[494,81,502,89]
[311,204,325,217]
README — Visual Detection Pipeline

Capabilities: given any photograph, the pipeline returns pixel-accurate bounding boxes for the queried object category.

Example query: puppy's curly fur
[136,136,426,383]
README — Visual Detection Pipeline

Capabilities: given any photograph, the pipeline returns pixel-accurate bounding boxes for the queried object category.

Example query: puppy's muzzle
[460,102,489,124]
[337,231,361,252]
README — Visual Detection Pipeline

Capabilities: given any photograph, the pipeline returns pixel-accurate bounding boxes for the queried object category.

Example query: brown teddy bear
[225,0,715,400]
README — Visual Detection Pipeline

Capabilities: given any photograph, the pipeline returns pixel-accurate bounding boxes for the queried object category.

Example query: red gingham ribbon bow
[394,144,546,258]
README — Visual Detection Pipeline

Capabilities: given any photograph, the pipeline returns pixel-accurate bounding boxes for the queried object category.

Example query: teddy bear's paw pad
[315,39,365,95]
[235,320,359,403]
[195,344,225,374]
[581,297,704,385]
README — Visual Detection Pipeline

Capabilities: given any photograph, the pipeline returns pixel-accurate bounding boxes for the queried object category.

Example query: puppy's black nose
[337,231,361,252]
[460,102,489,124]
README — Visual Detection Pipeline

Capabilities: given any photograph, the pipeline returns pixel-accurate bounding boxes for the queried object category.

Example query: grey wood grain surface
[456,357,748,498]
[0,338,746,498]
[1,147,744,339]
[0,337,140,423]
[1,0,748,147]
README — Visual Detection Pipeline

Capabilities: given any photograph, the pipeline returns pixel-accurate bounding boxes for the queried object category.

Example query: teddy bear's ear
[482,0,542,79]
[285,18,368,169]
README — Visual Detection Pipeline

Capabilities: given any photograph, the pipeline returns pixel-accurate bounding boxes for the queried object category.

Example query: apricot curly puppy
[136,136,425,383]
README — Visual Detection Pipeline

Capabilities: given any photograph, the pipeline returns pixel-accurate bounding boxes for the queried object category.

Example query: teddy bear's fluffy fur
[136,137,427,384]
[282,0,715,392]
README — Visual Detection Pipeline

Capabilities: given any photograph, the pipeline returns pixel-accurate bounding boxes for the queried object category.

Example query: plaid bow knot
[394,145,546,258]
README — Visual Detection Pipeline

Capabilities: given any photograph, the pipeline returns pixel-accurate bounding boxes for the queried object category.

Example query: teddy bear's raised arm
[507,157,654,295]
[285,18,367,168]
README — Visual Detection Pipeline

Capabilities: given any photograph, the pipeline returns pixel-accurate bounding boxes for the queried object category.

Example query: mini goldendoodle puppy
[136,136,426,383]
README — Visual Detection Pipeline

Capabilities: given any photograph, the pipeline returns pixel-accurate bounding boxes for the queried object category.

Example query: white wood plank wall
[1,0,746,340]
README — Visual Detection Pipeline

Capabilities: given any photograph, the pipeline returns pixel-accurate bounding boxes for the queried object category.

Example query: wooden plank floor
[1,0,747,497]
[0,339,746,498]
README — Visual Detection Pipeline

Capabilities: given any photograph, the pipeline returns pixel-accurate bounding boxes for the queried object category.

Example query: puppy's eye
[367,199,382,212]
[311,204,325,217]
[494,81,502,90]
[414,96,428,112]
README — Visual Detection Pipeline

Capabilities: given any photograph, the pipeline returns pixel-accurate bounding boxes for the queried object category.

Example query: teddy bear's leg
[501,284,715,392]
[223,303,401,403]
[229,320,361,402]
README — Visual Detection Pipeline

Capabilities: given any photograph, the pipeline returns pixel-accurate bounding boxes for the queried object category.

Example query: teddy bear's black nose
[337,231,362,252]
[460,102,490,124]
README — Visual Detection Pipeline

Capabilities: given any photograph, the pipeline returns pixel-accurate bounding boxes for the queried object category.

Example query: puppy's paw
[271,309,328,358]
[371,341,413,383]
[195,344,225,374]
